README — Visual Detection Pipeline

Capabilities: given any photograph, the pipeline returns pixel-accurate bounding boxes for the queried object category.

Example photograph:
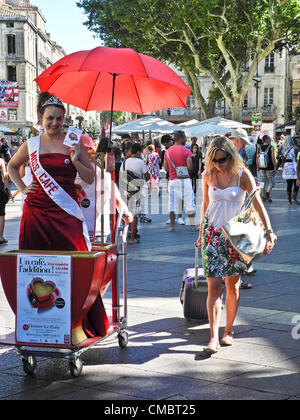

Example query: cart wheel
[22,356,37,375]
[118,331,129,349]
[69,359,83,378]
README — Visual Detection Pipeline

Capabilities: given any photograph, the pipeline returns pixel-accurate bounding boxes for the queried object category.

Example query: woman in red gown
[8,92,107,345]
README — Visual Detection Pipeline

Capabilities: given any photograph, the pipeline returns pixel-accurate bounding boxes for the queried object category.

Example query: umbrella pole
[109,73,117,148]
[100,152,105,245]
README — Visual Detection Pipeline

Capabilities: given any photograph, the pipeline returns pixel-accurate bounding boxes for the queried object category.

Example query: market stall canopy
[0,126,15,135]
[186,123,230,137]
[178,119,200,127]
[112,116,181,134]
[192,117,252,130]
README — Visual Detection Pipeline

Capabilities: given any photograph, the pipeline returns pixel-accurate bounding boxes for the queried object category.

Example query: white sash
[27,136,91,251]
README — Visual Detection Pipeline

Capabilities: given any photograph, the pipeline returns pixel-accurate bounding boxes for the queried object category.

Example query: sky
[33,0,102,54]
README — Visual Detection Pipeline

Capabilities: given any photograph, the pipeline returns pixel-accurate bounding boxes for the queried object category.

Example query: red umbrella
[35,46,191,141]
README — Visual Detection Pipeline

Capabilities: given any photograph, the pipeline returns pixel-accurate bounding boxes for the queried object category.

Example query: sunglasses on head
[212,155,229,164]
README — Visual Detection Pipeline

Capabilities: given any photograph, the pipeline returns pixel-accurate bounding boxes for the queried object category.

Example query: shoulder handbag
[120,160,141,199]
[166,150,189,179]
[222,189,274,265]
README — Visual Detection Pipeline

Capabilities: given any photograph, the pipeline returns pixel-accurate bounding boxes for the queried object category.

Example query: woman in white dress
[196,136,276,354]
[282,136,299,205]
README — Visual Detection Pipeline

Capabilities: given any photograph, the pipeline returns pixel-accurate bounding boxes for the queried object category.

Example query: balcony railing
[242,105,277,118]
[155,104,277,121]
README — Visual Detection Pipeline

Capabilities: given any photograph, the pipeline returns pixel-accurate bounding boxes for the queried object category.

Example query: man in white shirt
[120,143,150,244]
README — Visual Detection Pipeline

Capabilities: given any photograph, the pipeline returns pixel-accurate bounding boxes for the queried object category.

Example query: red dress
[20,153,109,338]
[20,154,87,251]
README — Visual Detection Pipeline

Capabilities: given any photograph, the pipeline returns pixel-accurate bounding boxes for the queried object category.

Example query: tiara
[42,95,65,109]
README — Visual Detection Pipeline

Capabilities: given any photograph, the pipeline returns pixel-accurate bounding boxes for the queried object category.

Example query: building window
[243,93,248,108]
[264,87,274,106]
[7,66,17,82]
[6,22,14,28]
[265,53,275,73]
[187,96,197,109]
[7,34,16,55]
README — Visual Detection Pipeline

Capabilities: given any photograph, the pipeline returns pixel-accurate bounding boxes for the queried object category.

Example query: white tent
[186,123,230,138]
[178,119,200,127]
[112,116,181,134]
[191,117,252,130]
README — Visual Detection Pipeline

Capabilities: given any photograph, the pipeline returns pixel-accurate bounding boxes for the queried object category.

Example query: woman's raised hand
[21,182,38,196]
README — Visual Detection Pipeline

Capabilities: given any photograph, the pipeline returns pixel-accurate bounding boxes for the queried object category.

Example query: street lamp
[253,60,261,109]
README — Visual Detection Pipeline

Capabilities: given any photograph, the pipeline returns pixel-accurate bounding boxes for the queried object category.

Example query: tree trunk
[231,99,243,122]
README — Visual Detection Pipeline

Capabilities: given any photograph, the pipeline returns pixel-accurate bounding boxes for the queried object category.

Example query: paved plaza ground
[0,173,300,400]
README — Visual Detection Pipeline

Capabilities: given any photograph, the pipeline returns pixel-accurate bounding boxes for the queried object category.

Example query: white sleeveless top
[207,169,246,231]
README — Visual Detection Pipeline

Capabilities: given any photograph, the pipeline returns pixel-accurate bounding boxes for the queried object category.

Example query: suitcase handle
[194,243,199,289]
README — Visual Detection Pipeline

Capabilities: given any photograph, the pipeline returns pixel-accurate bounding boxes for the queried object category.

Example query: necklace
[215,172,234,189]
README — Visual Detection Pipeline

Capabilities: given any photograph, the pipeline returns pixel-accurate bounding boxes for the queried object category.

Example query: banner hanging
[0,81,19,108]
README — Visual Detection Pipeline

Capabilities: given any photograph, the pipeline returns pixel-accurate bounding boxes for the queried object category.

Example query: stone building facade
[157,50,300,131]
[0,0,100,136]
[0,0,66,134]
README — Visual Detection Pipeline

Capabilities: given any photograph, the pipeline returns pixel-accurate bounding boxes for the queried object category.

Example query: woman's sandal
[203,339,220,355]
[221,330,234,346]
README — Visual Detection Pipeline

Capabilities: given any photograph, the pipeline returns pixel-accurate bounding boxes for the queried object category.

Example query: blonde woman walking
[196,136,276,354]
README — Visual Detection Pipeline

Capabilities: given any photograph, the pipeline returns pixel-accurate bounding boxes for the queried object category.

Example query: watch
[266,229,273,234]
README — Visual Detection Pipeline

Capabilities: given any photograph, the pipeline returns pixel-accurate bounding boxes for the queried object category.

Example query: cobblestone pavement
[0,174,299,400]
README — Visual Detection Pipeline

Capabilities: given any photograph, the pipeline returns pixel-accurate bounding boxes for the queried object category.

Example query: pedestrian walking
[146,144,161,196]
[245,139,258,177]
[229,128,254,289]
[196,136,276,354]
[163,130,196,232]
[189,144,202,194]
[0,138,11,164]
[229,128,252,154]
[282,136,300,205]
[297,149,300,188]
[119,143,150,244]
[257,135,277,203]
[0,153,12,244]
[160,134,172,169]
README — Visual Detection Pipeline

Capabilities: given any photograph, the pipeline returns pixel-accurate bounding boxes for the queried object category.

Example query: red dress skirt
[20,154,87,251]
[20,154,109,338]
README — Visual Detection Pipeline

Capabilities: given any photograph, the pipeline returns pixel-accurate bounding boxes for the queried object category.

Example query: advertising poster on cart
[16,254,72,345]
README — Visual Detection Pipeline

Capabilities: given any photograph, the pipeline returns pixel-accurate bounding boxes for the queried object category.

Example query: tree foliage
[77,0,300,121]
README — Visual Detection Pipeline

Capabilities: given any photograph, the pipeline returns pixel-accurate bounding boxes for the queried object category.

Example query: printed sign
[16,254,72,345]
[0,81,19,108]
[260,123,275,140]
[63,126,82,148]
[0,109,7,120]
[252,111,262,129]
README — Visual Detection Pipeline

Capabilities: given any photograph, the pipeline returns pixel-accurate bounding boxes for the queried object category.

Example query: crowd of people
[1,115,300,250]
[0,92,299,352]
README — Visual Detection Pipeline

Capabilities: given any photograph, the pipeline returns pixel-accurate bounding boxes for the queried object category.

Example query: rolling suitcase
[180,245,208,320]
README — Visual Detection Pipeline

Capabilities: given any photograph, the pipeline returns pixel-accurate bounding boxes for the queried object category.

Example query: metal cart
[0,224,129,378]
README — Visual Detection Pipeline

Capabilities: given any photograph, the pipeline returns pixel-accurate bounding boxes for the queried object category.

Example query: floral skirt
[201,214,248,278]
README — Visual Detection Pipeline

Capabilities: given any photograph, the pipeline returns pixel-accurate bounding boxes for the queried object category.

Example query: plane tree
[78,0,300,121]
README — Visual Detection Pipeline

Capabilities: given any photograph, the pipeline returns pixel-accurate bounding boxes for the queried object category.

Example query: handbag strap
[166,149,177,170]
[241,188,260,212]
